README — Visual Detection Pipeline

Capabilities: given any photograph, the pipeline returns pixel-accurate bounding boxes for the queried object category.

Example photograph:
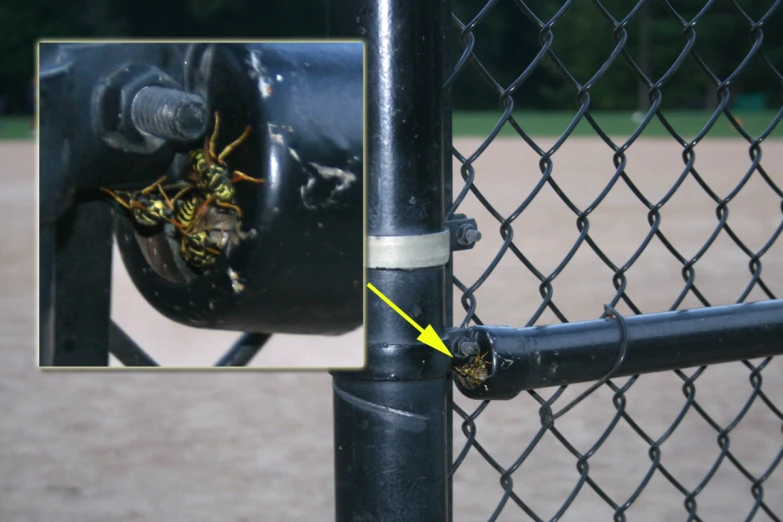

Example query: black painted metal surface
[38,44,74,366]
[449,300,783,401]
[39,224,56,366]
[39,42,189,366]
[441,4,455,517]
[329,0,451,520]
[40,43,186,189]
[109,322,159,367]
[214,333,271,366]
[52,197,114,367]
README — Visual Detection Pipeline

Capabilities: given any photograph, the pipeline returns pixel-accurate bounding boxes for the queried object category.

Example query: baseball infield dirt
[3,137,782,521]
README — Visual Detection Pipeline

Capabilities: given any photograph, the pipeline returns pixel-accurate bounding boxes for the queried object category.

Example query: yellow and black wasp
[161,186,224,269]
[101,110,262,270]
[186,110,264,218]
[100,176,180,228]
[179,228,222,269]
[454,352,492,389]
[167,110,263,268]
[171,193,255,269]
[102,177,220,268]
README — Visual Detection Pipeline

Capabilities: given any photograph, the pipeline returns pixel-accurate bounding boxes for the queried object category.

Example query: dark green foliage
[2,0,781,113]
[449,0,782,111]
[0,0,326,113]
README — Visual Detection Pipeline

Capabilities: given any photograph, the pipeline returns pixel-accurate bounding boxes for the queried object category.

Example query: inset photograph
[37,40,366,368]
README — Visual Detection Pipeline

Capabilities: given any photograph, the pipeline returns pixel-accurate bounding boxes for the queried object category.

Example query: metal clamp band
[367,230,451,269]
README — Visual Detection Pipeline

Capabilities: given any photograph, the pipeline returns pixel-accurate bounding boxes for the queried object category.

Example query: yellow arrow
[366,283,452,357]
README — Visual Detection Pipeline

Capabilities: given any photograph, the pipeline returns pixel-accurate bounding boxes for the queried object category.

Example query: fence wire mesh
[445,1,783,520]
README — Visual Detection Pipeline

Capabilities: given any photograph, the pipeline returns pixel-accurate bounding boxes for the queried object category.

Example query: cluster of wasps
[454,351,491,389]
[101,112,263,269]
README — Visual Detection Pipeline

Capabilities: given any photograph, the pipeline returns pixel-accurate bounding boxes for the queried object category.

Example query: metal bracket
[446,213,481,251]
[367,230,451,269]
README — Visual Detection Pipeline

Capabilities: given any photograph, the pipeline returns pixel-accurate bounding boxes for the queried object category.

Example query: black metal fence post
[441,8,454,521]
[328,0,452,520]
[38,45,73,366]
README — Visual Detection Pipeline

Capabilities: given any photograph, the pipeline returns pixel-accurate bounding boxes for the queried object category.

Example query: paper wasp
[101,176,220,268]
[178,229,222,269]
[170,189,220,268]
[100,110,262,270]
[166,186,253,269]
[100,176,179,228]
[170,110,263,268]
[186,110,264,218]
[454,352,492,389]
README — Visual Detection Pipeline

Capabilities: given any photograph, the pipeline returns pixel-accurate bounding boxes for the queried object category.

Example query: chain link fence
[445,1,783,519]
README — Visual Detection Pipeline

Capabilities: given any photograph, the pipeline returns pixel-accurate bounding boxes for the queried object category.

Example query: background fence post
[328,0,452,520]
[441,7,454,522]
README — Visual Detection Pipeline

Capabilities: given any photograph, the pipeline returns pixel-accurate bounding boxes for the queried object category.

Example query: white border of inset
[35,38,368,371]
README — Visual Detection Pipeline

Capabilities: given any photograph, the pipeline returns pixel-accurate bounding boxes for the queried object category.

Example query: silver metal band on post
[367,230,451,269]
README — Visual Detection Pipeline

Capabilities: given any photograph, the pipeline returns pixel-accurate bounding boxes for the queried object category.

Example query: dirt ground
[3,136,783,521]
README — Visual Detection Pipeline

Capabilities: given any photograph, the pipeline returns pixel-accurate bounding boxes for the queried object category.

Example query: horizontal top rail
[449,300,783,400]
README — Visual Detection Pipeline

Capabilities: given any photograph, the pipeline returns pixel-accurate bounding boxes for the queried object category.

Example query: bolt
[455,338,480,357]
[464,228,481,242]
[131,86,207,142]
[457,224,482,246]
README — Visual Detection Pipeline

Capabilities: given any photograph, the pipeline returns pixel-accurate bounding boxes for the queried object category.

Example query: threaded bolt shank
[131,86,207,142]
[463,229,481,243]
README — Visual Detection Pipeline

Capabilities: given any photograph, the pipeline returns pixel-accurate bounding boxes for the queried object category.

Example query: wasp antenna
[208,111,221,161]
[230,170,264,184]
[140,175,169,196]
[214,200,244,218]
[129,200,152,212]
[168,217,189,231]
[100,188,133,210]
[156,185,174,208]
[195,194,218,219]
[169,185,194,206]
[217,125,251,164]
[163,180,193,192]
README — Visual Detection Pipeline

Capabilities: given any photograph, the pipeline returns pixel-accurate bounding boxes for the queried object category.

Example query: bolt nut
[95,64,189,154]
[455,338,480,357]
[457,224,482,246]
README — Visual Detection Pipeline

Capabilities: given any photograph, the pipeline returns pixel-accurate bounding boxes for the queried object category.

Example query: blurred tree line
[1,0,781,114]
